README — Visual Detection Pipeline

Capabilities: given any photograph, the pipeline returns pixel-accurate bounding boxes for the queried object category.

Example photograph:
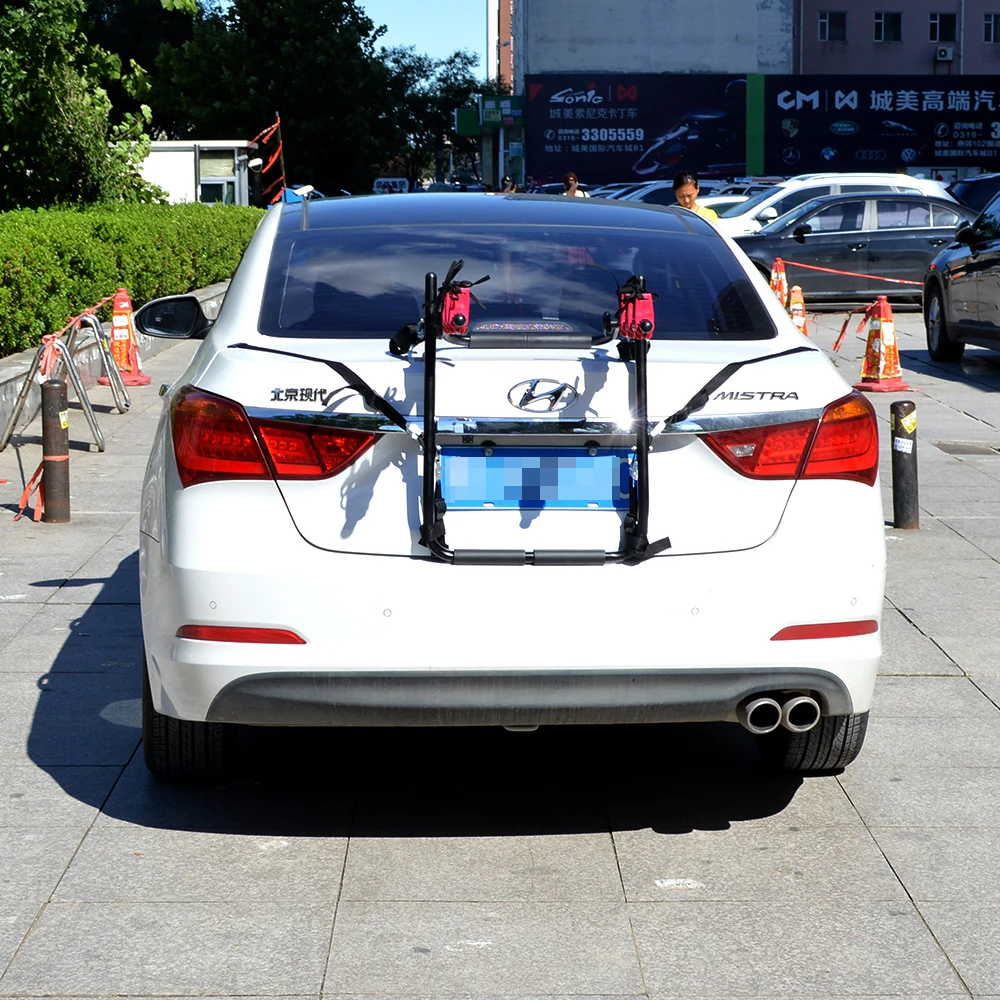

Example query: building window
[874,11,903,41]
[819,11,847,41]
[986,13,1000,42]
[930,12,957,42]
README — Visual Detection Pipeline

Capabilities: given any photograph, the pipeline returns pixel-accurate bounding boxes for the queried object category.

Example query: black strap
[389,323,421,357]
[229,343,409,431]
[665,345,817,425]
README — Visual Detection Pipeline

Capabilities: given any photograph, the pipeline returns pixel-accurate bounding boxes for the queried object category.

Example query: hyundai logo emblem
[508,379,579,412]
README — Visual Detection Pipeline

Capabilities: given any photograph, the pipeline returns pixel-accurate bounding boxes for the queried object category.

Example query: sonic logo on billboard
[835,90,859,110]
[777,90,819,111]
[782,119,799,138]
[617,84,638,101]
[550,86,604,104]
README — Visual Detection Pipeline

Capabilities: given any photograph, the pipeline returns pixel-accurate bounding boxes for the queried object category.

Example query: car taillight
[800,393,879,486]
[172,386,378,487]
[703,391,878,486]
[253,420,376,478]
[177,625,306,644]
[172,387,270,487]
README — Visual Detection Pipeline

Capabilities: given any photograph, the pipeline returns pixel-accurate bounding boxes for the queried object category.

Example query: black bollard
[41,379,70,523]
[890,399,918,530]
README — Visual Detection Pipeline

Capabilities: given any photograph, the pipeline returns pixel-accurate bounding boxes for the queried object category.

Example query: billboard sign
[524,74,747,185]
[763,76,1000,174]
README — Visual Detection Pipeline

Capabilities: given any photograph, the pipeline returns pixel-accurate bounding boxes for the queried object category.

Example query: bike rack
[0,315,129,453]
[417,264,670,566]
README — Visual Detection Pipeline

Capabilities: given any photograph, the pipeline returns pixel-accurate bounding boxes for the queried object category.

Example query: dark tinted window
[973,197,1000,240]
[772,186,832,217]
[931,204,962,227]
[950,176,1000,214]
[260,225,777,342]
[876,199,931,228]
[805,200,866,232]
[638,187,678,206]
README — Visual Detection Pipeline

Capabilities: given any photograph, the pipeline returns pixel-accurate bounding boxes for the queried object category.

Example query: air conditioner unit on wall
[936,45,954,61]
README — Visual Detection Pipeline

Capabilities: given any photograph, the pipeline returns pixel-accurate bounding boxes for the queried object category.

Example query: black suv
[947,174,1000,215]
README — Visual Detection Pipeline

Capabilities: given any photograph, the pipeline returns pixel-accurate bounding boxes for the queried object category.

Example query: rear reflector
[771,620,879,641]
[177,625,306,644]
[172,386,378,487]
[704,391,878,486]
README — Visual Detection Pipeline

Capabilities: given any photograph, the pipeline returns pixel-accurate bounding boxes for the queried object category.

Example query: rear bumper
[142,477,885,726]
[208,667,854,726]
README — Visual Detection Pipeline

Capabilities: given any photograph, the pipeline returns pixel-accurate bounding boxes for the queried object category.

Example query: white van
[715,172,954,236]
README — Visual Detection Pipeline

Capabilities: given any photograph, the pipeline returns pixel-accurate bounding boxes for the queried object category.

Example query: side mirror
[134,295,213,339]
[793,224,812,243]
[757,206,779,222]
[953,222,976,245]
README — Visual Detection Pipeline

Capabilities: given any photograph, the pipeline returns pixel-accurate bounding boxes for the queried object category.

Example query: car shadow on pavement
[26,552,806,839]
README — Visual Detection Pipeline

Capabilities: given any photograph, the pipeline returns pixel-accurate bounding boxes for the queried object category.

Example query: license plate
[440,447,631,510]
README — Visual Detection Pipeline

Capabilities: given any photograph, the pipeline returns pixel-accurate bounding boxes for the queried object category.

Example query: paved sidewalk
[2,312,1000,998]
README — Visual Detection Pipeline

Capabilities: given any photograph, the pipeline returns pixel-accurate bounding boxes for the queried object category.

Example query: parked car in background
[924,192,1000,361]
[698,193,750,216]
[528,181,593,195]
[735,192,973,302]
[613,179,725,207]
[947,173,1000,215]
[716,173,955,236]
[133,193,883,780]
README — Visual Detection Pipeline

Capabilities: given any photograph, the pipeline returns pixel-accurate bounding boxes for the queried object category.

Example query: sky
[358,0,489,70]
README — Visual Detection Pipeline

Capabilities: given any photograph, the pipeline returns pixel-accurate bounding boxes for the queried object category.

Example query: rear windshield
[259,224,776,341]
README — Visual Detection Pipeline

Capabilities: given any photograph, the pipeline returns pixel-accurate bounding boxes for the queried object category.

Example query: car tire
[142,653,235,780]
[754,711,869,773]
[926,286,964,362]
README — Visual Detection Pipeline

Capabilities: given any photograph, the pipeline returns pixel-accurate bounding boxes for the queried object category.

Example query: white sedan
[136,193,885,780]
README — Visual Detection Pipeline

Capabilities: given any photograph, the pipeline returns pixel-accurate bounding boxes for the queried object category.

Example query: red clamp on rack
[442,285,472,334]
[616,275,656,340]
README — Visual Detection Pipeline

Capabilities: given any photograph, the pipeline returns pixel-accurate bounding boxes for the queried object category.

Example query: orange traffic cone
[788,284,809,338]
[854,295,911,392]
[98,287,151,388]
[770,257,788,308]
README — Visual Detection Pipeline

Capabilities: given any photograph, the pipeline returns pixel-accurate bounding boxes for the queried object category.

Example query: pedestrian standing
[562,172,590,197]
[672,171,717,221]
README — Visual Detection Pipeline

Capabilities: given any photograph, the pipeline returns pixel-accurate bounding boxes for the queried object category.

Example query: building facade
[799,2,1000,75]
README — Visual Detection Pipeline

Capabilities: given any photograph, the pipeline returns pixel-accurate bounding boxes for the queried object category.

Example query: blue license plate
[440,448,631,510]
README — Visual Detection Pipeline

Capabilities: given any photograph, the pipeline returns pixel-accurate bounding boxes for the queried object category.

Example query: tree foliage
[0,0,181,210]
[381,47,481,187]
[151,0,400,195]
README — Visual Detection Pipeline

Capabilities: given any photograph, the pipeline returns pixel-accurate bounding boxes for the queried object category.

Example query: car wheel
[926,286,964,362]
[142,653,235,780]
[754,711,869,772]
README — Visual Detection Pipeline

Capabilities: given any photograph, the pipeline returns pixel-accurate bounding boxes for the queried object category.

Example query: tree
[151,0,399,195]
[0,0,190,210]
[381,47,481,188]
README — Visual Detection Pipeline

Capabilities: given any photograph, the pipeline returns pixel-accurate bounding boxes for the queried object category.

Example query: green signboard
[481,95,524,127]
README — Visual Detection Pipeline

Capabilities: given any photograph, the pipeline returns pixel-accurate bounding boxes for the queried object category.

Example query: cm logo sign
[777,89,820,111]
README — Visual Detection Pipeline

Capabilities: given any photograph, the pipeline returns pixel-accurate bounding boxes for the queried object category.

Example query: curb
[0,282,228,440]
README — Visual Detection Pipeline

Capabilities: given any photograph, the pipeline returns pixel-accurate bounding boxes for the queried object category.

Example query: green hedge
[0,203,264,358]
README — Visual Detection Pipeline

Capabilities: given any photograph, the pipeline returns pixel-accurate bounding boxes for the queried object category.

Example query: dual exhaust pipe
[738,694,821,735]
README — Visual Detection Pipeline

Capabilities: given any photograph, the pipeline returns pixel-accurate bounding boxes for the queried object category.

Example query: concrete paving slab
[838,765,1000,827]
[340,834,624,903]
[878,607,961,675]
[0,764,119,831]
[0,902,43,977]
[0,669,141,765]
[0,631,142,673]
[928,633,1000,675]
[919,902,1000,995]
[323,901,642,995]
[0,602,42,650]
[870,676,1000,718]
[0,900,335,996]
[854,716,1000,771]
[54,824,348,902]
[629,900,964,997]
[871,827,1000,903]
[97,755,355,837]
[0,827,84,903]
[612,823,906,903]
[971,676,1000,704]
